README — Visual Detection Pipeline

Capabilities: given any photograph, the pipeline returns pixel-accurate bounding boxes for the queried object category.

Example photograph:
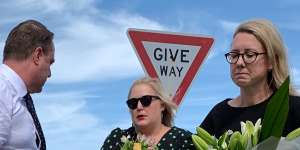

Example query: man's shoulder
[0,76,16,114]
[0,75,14,93]
[0,74,17,101]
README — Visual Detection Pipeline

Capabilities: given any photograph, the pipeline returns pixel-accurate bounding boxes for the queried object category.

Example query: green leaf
[218,131,228,148]
[259,76,290,142]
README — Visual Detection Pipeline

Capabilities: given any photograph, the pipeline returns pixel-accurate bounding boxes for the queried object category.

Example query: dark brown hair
[3,19,54,61]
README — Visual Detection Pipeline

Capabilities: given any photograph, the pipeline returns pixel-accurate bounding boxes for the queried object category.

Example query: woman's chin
[234,78,251,86]
[134,120,149,128]
[236,82,252,88]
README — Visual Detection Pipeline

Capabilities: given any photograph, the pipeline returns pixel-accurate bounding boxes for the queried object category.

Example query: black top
[100,126,195,150]
[200,95,300,138]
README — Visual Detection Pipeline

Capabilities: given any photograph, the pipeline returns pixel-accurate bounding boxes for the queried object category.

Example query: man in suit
[0,19,55,150]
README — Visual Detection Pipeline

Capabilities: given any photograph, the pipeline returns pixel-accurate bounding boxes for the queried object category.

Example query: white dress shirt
[0,64,38,150]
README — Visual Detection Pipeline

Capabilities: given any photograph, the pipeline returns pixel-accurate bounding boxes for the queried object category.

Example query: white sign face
[127,28,214,105]
[143,41,200,98]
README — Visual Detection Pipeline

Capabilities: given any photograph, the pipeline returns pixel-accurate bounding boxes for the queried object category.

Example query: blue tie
[24,93,46,150]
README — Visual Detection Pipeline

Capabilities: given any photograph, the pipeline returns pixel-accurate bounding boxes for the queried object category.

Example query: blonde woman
[200,19,300,138]
[101,77,194,150]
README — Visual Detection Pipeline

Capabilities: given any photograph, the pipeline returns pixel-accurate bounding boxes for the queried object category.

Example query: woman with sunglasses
[101,77,195,150]
[200,19,300,138]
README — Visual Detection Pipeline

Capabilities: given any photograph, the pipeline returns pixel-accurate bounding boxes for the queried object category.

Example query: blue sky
[0,0,299,149]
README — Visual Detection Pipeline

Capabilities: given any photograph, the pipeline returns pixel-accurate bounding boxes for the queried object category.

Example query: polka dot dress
[100,126,195,150]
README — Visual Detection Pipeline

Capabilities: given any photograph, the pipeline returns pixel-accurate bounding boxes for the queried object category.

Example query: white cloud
[291,68,300,93]
[106,12,165,30]
[219,20,239,34]
[33,92,100,149]
[33,91,129,150]
[33,91,99,131]
[0,0,97,30]
[50,20,141,83]
[49,12,166,83]
[291,68,300,88]
[0,42,4,51]
[0,43,5,61]
[2,0,95,13]
[0,2,168,147]
[39,0,79,12]
[207,38,231,61]
[48,6,167,84]
[0,1,168,83]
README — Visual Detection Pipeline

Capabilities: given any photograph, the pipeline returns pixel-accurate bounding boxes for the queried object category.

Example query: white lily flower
[254,118,261,133]
[121,135,128,143]
[241,121,246,135]
[227,130,234,135]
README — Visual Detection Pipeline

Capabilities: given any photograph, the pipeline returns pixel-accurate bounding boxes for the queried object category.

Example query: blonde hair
[128,77,177,127]
[234,19,298,95]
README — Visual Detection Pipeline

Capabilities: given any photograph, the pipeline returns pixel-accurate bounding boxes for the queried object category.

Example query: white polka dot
[169,132,173,135]
[113,134,116,138]
[107,139,110,143]
[184,140,187,143]
[109,145,112,149]
[115,142,119,145]
[181,133,184,136]
[172,136,176,139]
[170,143,173,147]
[162,138,166,141]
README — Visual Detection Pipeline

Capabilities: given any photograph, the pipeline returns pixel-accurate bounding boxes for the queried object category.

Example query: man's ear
[32,47,43,65]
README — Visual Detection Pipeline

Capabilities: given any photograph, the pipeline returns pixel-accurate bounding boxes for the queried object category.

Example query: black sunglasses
[126,95,161,110]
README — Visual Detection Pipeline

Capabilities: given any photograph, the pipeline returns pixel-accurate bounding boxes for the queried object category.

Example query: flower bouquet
[192,77,300,150]
[192,120,300,150]
[120,134,158,150]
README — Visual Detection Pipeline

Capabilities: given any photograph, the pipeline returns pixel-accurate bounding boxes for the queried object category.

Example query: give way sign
[127,28,214,106]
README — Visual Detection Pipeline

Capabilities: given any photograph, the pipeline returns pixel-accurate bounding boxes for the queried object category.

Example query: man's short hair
[3,19,54,61]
